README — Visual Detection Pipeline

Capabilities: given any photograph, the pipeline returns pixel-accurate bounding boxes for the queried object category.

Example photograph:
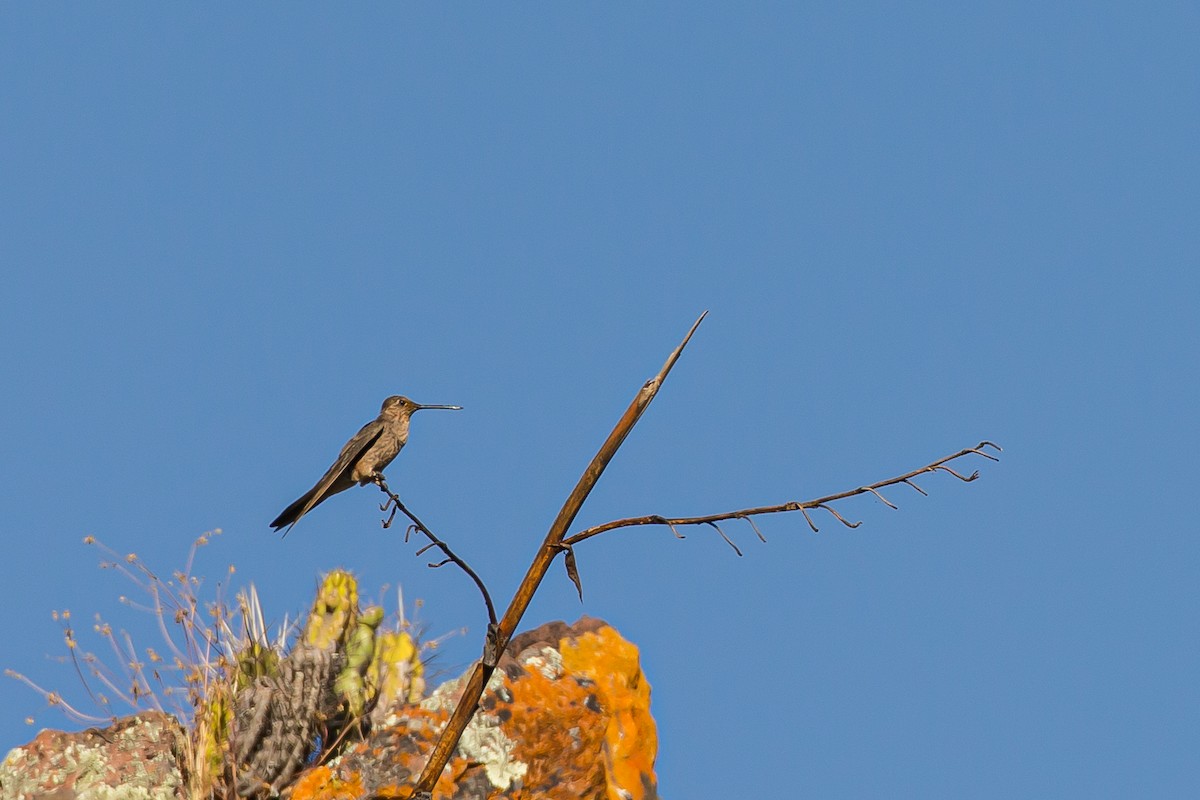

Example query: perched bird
[271,395,461,534]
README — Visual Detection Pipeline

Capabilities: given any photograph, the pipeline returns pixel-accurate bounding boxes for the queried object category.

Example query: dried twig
[373,478,497,628]
[395,313,999,800]
[562,442,1001,545]
[406,311,708,796]
[3,669,111,724]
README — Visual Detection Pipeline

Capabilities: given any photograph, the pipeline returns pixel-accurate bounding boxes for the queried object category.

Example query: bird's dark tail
[270,488,318,535]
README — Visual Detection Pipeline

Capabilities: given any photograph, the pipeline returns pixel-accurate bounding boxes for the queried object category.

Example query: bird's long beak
[413,403,462,411]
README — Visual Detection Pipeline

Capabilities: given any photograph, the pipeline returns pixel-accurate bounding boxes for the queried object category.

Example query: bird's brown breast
[352,428,406,484]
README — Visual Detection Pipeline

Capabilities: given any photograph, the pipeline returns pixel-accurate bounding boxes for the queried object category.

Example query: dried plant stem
[373,480,498,627]
[2,670,111,724]
[408,312,708,796]
[562,441,1002,548]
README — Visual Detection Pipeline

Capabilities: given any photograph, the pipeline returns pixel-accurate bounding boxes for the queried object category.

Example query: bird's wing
[273,419,384,532]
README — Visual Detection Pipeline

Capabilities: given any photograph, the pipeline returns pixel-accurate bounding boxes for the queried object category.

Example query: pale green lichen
[456,712,528,791]
[416,667,529,790]
[519,645,564,680]
[0,725,182,800]
[0,744,37,798]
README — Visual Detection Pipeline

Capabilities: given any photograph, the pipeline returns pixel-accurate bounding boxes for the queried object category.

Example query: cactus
[303,570,359,651]
[335,604,385,721]
[370,627,426,723]
[231,571,359,797]
[193,570,431,798]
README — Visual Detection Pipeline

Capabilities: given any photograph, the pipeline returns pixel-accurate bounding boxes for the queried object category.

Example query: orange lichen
[288,766,365,800]
[270,620,656,799]
[505,659,607,797]
[559,626,658,800]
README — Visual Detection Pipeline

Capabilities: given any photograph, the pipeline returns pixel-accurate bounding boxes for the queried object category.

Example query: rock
[291,617,659,800]
[0,711,185,800]
[1,618,659,800]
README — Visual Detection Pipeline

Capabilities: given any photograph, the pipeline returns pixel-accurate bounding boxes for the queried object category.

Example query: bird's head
[381,395,463,418]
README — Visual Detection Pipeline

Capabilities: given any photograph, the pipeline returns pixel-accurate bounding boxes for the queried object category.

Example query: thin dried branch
[59,614,105,713]
[3,669,112,725]
[373,478,497,628]
[406,311,708,797]
[561,441,1002,545]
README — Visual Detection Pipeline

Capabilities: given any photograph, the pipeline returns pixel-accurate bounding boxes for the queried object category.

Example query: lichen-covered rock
[1,617,659,800]
[0,711,184,800]
[292,616,659,800]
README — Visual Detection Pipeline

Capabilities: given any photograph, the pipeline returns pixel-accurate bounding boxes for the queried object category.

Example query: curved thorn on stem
[743,515,767,542]
[862,486,899,509]
[706,521,742,557]
[902,478,929,496]
[800,506,820,533]
[934,465,979,482]
[819,504,862,529]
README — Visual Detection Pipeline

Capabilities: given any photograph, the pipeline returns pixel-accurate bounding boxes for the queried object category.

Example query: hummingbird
[270,395,461,534]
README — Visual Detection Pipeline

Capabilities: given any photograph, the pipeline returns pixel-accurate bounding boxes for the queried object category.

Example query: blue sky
[1,4,1197,797]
